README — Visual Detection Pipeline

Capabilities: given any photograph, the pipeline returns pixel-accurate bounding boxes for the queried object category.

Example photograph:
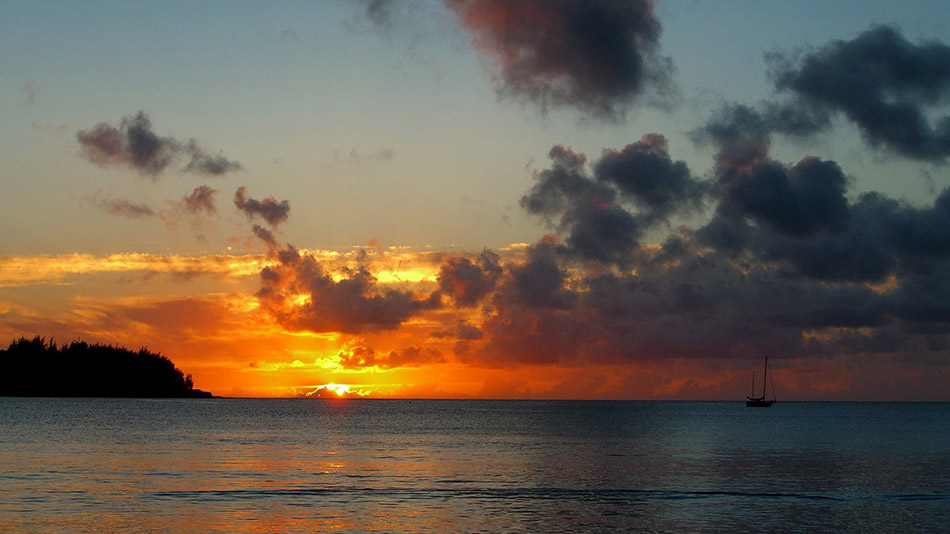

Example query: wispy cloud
[337,147,395,164]
[96,197,157,219]
[76,111,242,177]
[21,80,37,103]
[0,253,265,287]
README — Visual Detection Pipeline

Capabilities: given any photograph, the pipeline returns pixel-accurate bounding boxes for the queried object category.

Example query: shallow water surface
[1,399,948,532]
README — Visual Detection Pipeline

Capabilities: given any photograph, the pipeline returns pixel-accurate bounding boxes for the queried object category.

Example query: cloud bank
[234,20,950,384]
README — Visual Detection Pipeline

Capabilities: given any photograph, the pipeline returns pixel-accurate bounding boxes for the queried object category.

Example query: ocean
[1,398,948,533]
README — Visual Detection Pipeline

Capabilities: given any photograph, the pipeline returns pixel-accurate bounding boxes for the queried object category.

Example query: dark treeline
[0,337,213,398]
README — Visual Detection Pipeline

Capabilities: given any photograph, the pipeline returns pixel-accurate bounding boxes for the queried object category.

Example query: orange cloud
[0,253,265,287]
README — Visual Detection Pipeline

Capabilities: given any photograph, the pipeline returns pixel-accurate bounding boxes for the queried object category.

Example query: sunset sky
[3,0,950,399]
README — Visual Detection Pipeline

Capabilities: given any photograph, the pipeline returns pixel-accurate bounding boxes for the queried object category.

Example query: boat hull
[745,398,774,407]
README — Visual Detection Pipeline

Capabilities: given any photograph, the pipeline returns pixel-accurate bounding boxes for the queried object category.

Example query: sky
[2,0,950,400]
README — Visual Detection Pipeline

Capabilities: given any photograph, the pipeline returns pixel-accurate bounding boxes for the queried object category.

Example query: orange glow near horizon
[1,249,948,402]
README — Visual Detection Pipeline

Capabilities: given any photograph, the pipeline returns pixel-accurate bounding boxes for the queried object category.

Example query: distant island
[0,336,214,398]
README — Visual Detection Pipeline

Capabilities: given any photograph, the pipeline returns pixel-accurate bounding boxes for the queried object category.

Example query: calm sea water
[1,399,948,533]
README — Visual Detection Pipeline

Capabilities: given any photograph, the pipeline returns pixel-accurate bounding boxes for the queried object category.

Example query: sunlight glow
[324,383,351,396]
[301,383,373,398]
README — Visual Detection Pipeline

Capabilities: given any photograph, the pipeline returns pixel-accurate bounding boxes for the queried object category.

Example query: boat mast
[761,357,769,400]
[769,364,777,401]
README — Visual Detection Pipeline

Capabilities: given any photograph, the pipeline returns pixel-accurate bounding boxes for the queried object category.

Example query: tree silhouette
[0,336,213,398]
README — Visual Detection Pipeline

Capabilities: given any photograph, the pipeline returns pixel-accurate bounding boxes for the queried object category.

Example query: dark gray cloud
[468,230,929,367]
[803,189,950,279]
[446,0,675,120]
[693,102,830,172]
[700,179,950,285]
[521,139,708,266]
[770,25,950,162]
[500,238,575,310]
[77,112,177,176]
[76,111,242,177]
[594,133,708,218]
[521,145,640,265]
[715,156,851,237]
[438,249,502,306]
[234,186,290,227]
[459,112,950,370]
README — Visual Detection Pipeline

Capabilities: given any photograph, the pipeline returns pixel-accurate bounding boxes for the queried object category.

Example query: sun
[323,384,351,396]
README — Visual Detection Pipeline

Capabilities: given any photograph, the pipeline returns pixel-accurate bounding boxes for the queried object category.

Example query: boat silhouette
[746,356,776,407]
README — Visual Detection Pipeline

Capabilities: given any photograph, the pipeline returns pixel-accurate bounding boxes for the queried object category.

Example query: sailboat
[746,356,776,407]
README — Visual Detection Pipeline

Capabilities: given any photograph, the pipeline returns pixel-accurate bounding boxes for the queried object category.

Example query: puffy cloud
[769,25,950,162]
[455,117,950,372]
[521,145,641,265]
[714,156,851,237]
[498,237,575,310]
[234,186,290,227]
[594,133,708,218]
[239,189,442,335]
[77,112,175,175]
[256,244,440,334]
[76,111,242,177]
[446,0,674,120]
[700,168,950,285]
[438,249,502,306]
[693,102,827,172]
[696,26,950,166]
[521,137,707,266]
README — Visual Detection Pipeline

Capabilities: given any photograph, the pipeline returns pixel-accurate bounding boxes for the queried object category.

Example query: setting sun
[324,384,351,396]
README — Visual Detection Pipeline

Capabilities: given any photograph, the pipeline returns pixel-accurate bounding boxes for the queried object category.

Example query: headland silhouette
[0,336,213,398]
